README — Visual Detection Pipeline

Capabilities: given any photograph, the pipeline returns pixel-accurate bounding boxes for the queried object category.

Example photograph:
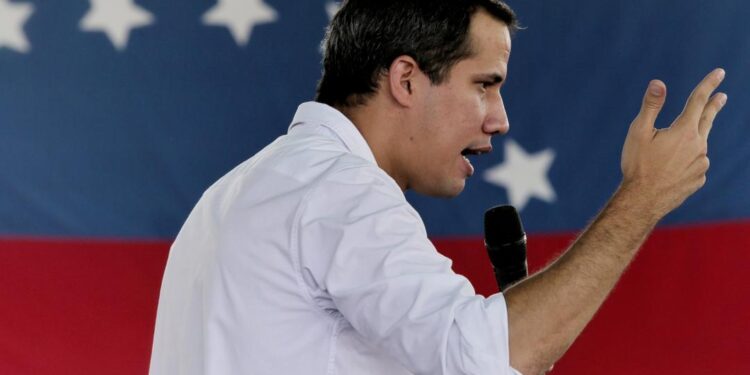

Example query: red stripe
[437,221,750,374]
[0,238,169,375]
[1,221,749,374]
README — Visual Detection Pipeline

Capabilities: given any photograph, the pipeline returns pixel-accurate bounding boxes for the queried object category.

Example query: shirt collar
[289,101,377,165]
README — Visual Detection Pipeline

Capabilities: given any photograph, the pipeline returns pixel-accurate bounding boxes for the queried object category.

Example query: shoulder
[304,160,412,221]
[297,159,428,257]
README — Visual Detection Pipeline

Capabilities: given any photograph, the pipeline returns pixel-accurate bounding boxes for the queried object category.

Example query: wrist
[609,181,665,229]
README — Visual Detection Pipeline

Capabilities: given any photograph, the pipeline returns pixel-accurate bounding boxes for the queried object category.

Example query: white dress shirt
[149,102,519,375]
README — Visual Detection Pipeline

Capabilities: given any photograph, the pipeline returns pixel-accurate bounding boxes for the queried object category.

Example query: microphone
[484,205,528,292]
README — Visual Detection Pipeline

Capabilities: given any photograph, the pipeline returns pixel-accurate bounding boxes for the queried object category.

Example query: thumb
[634,80,667,130]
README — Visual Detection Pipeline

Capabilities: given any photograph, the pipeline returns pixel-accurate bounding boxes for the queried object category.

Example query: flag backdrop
[1,0,749,374]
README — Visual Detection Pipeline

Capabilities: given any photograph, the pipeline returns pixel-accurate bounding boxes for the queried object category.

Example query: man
[149,1,727,374]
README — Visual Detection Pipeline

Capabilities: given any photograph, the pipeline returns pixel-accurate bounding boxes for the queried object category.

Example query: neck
[334,101,408,191]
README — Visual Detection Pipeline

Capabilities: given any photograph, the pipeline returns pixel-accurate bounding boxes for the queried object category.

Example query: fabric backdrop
[1,0,748,373]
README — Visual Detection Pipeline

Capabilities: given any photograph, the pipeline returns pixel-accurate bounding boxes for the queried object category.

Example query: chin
[416,180,466,198]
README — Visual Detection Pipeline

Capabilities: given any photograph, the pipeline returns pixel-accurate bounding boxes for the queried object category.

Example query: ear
[387,55,421,107]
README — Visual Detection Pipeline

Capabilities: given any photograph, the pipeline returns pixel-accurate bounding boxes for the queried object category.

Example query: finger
[699,92,728,138]
[680,68,725,125]
[634,80,667,132]
[689,151,710,174]
[687,155,710,190]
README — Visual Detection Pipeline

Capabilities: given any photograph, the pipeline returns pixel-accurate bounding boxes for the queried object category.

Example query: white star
[483,139,556,211]
[79,0,155,51]
[203,0,278,46]
[0,0,34,53]
[325,1,341,20]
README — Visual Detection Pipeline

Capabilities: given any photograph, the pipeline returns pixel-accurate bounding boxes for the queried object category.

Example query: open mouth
[461,145,493,157]
[460,145,492,177]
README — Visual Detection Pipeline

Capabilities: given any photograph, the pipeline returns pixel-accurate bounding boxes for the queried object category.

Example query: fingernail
[719,93,728,107]
[716,68,726,80]
[649,80,664,96]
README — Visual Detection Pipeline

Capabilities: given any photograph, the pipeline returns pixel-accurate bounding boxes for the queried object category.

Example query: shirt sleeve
[296,165,515,375]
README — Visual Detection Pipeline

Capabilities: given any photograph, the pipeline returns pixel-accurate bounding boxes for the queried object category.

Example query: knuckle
[693,156,710,175]
[683,129,700,142]
[696,156,711,173]
[698,175,707,188]
[644,100,662,110]
[691,138,709,155]
[691,90,709,104]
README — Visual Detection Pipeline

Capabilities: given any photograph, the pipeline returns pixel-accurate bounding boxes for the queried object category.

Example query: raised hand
[620,68,727,218]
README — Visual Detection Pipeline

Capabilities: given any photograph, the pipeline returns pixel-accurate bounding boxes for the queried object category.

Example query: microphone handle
[493,264,528,292]
[487,239,528,292]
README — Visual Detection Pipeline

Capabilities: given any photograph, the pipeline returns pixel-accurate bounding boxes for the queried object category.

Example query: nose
[483,93,510,135]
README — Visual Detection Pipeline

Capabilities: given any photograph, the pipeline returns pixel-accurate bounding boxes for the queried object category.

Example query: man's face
[399,10,511,197]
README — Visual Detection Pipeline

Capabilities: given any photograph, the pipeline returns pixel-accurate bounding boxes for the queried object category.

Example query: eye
[478,81,502,95]
[478,81,492,93]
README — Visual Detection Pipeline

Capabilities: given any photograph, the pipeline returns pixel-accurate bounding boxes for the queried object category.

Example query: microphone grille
[484,205,525,246]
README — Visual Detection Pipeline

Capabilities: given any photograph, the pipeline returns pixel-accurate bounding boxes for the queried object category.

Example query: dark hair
[315,0,519,107]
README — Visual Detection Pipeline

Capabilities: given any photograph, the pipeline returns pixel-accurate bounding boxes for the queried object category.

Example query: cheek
[458,95,486,130]
[458,88,487,118]
[444,90,484,122]
[423,89,485,146]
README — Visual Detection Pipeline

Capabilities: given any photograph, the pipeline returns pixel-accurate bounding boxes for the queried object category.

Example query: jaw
[408,157,470,198]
